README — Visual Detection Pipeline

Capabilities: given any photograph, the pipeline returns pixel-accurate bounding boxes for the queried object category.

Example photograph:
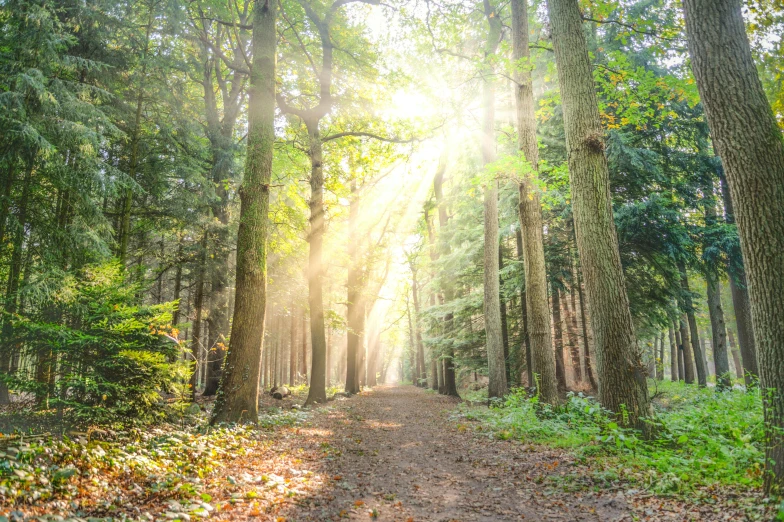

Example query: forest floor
[1,384,768,521]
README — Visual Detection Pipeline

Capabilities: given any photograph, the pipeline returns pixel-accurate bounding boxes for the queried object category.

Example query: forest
[0,0,782,520]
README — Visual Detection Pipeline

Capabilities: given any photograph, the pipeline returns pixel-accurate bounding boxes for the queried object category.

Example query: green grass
[453,380,764,495]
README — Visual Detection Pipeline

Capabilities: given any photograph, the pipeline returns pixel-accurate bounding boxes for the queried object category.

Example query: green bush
[455,381,764,493]
[3,262,190,426]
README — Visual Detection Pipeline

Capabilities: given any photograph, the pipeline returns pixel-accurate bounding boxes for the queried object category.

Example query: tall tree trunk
[515,228,533,387]
[0,162,16,251]
[357,310,367,389]
[548,0,651,431]
[669,326,678,382]
[290,307,297,385]
[678,314,695,383]
[499,244,511,386]
[576,264,598,390]
[190,233,208,401]
[406,297,417,383]
[551,285,567,390]
[675,321,685,380]
[345,182,362,394]
[172,240,183,327]
[719,172,758,384]
[210,0,274,424]
[679,263,707,386]
[411,269,426,387]
[0,164,32,404]
[704,187,731,388]
[304,120,328,405]
[433,159,459,397]
[482,0,507,399]
[562,288,582,383]
[658,333,665,381]
[511,0,556,402]
[682,0,784,491]
[728,329,744,379]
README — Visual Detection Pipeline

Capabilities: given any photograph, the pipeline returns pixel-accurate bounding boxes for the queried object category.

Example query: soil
[268,384,631,522]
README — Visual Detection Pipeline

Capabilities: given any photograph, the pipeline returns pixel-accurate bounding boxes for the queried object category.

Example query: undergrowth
[0,408,311,516]
[454,380,763,495]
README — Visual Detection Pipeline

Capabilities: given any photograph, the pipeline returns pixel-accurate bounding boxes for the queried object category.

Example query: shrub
[455,381,764,493]
[2,262,189,426]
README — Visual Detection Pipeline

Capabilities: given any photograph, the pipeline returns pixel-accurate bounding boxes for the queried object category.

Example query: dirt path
[267,385,631,521]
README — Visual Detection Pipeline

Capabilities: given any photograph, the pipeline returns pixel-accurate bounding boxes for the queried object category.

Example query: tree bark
[682,0,784,490]
[562,287,582,383]
[515,228,533,387]
[210,0,274,424]
[511,0,557,403]
[576,264,598,390]
[551,285,567,390]
[678,314,695,383]
[728,329,744,379]
[548,0,651,431]
[499,244,511,386]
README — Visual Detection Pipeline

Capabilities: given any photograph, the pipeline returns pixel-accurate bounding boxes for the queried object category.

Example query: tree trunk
[719,172,758,385]
[190,234,208,400]
[675,322,685,380]
[562,287,582,383]
[511,0,557,403]
[548,0,651,431]
[682,0,784,491]
[499,244,511,386]
[304,119,328,405]
[728,329,744,380]
[210,0,274,424]
[433,161,459,397]
[551,285,567,390]
[658,333,665,381]
[678,314,695,383]
[482,0,507,399]
[705,187,731,388]
[345,182,362,394]
[290,307,297,386]
[411,270,426,387]
[515,229,533,387]
[669,326,678,382]
[0,164,32,404]
[576,264,598,390]
[679,263,707,386]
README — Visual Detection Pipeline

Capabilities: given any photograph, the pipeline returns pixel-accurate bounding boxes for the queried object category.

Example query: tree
[682,0,784,492]
[510,0,558,404]
[481,0,508,399]
[547,0,651,431]
[210,0,275,424]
